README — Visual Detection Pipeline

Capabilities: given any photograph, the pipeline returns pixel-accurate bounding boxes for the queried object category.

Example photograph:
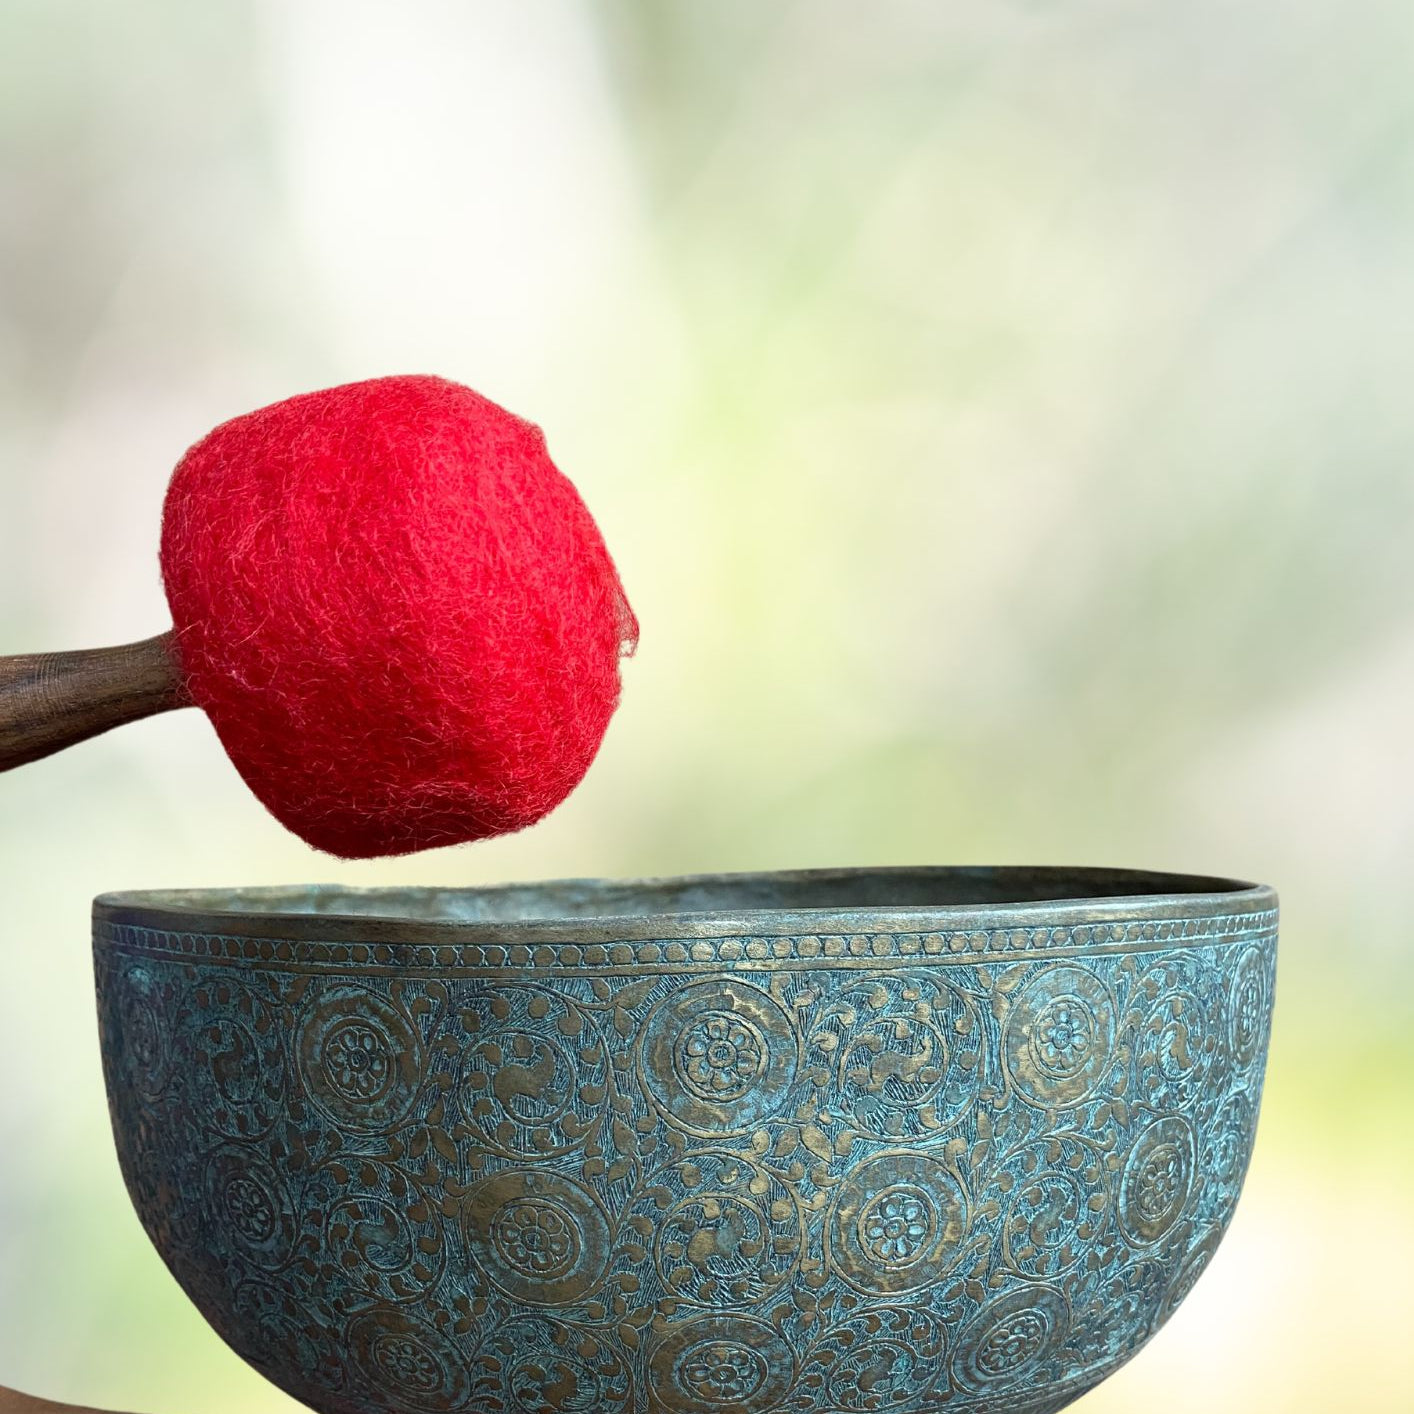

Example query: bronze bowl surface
[93,866,1276,1414]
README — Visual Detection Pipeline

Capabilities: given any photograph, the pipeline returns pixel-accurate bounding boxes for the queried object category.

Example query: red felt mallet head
[156,375,637,857]
[0,375,636,856]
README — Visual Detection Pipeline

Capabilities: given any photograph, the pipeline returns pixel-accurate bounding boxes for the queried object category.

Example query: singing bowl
[93,867,1276,1414]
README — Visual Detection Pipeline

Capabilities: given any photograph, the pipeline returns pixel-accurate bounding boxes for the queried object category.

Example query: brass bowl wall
[93,867,1276,1414]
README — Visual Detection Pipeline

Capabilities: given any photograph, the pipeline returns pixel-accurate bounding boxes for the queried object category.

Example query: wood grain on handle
[0,632,189,772]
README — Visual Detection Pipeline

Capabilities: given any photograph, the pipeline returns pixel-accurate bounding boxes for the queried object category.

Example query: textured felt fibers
[160,375,637,858]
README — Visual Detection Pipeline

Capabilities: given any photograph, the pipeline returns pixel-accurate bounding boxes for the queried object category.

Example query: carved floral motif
[96,906,1275,1414]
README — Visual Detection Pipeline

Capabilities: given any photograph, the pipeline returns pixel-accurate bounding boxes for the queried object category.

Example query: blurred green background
[2,1,1411,1410]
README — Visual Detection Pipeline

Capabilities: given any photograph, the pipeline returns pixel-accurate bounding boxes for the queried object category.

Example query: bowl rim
[94,865,1277,947]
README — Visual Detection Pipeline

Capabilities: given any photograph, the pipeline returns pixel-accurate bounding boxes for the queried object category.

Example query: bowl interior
[96,864,1264,935]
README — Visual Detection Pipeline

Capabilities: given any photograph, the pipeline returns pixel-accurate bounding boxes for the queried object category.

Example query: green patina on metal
[93,866,1276,1414]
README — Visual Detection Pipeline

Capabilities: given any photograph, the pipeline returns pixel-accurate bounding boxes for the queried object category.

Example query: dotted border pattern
[95,908,1278,978]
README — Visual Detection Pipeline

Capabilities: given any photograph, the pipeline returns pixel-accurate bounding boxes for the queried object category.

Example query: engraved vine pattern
[96,907,1275,1414]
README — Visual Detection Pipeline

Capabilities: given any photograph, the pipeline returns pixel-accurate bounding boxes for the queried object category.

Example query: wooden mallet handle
[0,632,189,772]
[0,640,184,1414]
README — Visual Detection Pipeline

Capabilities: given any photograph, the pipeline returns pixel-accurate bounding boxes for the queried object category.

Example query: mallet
[0,375,637,857]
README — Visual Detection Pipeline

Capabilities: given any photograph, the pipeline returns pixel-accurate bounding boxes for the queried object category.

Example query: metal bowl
[94,867,1276,1414]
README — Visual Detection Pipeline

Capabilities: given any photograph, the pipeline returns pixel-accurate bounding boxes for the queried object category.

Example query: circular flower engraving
[347,1309,471,1412]
[954,1287,1068,1391]
[493,1199,580,1280]
[828,1151,967,1294]
[1004,966,1116,1108]
[680,1340,767,1403]
[676,1011,767,1102]
[467,1170,609,1305]
[297,986,423,1131]
[323,1019,392,1101]
[640,981,797,1136]
[1032,998,1094,1079]
[203,1148,295,1268]
[648,1316,793,1414]
[1137,1150,1183,1222]
[858,1184,935,1267]
[377,1337,440,1391]
[226,1175,278,1243]
[1235,980,1262,1052]
[977,1310,1048,1377]
[1120,1115,1196,1245]
[1229,947,1271,1072]
[94,906,1277,1414]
